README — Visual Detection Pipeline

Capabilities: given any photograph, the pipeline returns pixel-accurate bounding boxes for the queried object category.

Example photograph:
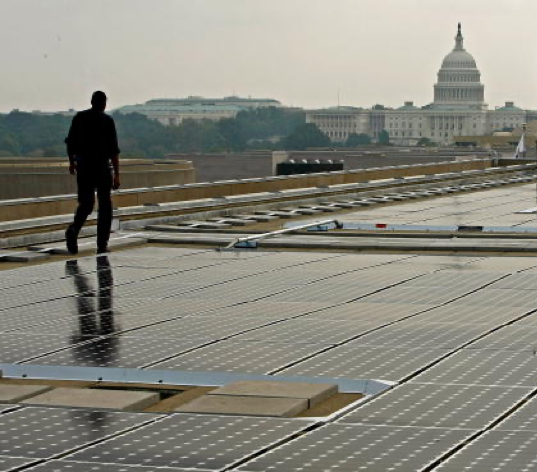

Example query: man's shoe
[65,226,78,255]
[97,246,109,254]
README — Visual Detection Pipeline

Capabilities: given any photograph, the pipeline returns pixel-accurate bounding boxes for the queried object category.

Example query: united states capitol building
[307,24,537,145]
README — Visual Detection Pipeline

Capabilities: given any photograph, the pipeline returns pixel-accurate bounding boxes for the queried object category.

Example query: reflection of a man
[69,409,114,435]
[65,255,120,366]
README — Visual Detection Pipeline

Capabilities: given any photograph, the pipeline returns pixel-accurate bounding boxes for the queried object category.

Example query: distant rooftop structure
[28,109,77,117]
[496,101,523,112]
[397,101,418,111]
[115,95,282,126]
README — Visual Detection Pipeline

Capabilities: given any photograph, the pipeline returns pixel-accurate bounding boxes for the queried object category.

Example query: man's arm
[110,118,120,189]
[111,153,120,189]
[65,114,80,175]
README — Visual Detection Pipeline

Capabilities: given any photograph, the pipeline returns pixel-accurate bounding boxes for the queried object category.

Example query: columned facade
[306,24,532,146]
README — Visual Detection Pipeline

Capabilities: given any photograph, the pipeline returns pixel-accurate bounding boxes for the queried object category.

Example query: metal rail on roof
[224,219,342,249]
[0,363,392,396]
[283,221,537,234]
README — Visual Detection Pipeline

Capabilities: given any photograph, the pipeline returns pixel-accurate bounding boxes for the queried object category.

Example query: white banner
[515,132,526,158]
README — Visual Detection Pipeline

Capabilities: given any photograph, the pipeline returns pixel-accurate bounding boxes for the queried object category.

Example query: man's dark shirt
[65,109,120,167]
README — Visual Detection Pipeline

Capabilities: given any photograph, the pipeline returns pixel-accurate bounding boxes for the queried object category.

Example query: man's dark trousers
[69,163,113,250]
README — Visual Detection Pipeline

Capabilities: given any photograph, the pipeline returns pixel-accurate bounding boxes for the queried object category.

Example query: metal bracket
[225,219,341,249]
[234,240,258,248]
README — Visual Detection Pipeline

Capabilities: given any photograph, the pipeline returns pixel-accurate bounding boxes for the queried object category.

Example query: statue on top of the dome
[455,23,464,51]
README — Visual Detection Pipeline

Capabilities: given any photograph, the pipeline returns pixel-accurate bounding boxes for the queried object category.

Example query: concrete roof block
[175,394,307,417]
[0,384,53,403]
[209,380,338,407]
[21,388,160,411]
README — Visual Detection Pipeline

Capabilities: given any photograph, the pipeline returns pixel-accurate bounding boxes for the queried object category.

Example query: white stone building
[115,96,282,126]
[307,24,530,145]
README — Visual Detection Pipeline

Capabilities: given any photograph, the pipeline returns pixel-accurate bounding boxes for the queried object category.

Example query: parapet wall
[168,148,493,182]
[0,158,196,200]
[0,159,503,223]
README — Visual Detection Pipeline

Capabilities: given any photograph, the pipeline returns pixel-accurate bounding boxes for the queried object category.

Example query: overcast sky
[1,0,536,112]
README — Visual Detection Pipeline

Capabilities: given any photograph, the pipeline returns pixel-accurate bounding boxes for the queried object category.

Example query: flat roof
[3,177,537,470]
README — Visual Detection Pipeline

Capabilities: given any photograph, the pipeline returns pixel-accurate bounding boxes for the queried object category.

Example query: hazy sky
[1,0,536,112]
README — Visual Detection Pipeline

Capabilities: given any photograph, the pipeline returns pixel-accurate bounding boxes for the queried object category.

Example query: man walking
[65,91,120,254]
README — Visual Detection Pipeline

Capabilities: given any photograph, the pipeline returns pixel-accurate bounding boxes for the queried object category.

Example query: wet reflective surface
[0,407,159,459]
[3,242,537,470]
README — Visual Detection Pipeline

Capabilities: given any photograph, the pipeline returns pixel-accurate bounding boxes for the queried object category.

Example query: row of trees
[0,107,394,157]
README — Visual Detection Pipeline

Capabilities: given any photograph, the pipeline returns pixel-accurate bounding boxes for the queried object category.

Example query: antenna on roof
[337,87,340,108]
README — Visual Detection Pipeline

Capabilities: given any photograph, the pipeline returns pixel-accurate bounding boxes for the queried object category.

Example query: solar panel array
[3,208,537,470]
[331,183,537,228]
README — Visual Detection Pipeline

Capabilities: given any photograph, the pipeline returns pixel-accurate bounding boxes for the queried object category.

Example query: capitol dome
[441,49,477,69]
[433,24,485,108]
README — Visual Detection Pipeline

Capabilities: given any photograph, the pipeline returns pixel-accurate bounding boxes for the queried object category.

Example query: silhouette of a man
[65,91,120,254]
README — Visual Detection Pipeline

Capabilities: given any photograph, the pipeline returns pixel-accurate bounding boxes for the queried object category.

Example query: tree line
[0,107,389,158]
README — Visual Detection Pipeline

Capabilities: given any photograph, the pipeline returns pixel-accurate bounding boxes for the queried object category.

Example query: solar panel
[414,303,531,325]
[434,430,537,472]
[25,335,212,368]
[0,333,95,364]
[23,460,199,472]
[468,325,537,351]
[67,414,311,471]
[303,302,432,322]
[452,288,537,308]
[413,349,537,387]
[487,273,537,290]
[266,284,379,303]
[0,407,160,459]
[206,300,331,319]
[129,314,285,340]
[149,339,329,374]
[493,395,537,432]
[0,456,37,471]
[348,322,489,349]
[403,270,504,290]
[0,404,21,415]
[339,383,531,430]
[234,318,377,345]
[10,311,185,337]
[280,345,451,382]
[0,287,78,311]
[237,423,471,472]
[359,286,468,305]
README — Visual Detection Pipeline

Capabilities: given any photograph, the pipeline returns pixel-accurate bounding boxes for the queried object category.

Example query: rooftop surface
[3,175,537,470]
